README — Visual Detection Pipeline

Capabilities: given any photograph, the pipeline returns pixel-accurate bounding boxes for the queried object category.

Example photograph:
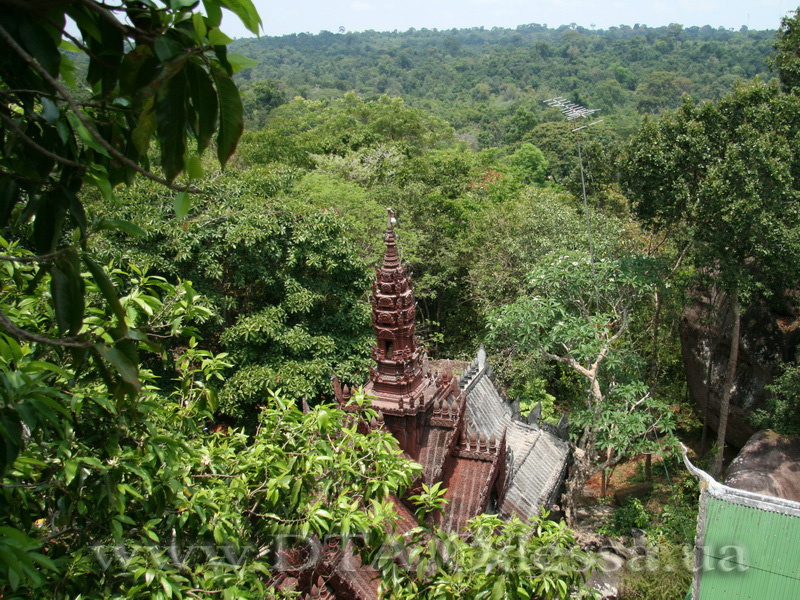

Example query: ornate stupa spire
[368,209,426,409]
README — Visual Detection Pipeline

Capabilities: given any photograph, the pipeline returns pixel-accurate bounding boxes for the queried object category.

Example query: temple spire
[367,208,425,409]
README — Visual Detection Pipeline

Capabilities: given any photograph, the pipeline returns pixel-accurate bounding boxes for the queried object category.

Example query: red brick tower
[369,209,426,400]
[361,210,438,455]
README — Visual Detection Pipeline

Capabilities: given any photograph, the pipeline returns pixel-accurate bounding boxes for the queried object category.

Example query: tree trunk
[651,289,662,382]
[564,448,593,527]
[712,288,740,478]
[701,355,713,455]
[600,446,613,497]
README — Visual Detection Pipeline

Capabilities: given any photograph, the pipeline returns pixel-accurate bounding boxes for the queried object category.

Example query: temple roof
[459,351,570,519]
[439,456,498,532]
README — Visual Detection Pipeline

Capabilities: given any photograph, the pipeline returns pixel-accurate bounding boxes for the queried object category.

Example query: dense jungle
[1,2,799,599]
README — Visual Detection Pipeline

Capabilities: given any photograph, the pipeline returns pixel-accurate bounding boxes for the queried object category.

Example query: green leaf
[28,360,71,379]
[132,97,157,157]
[203,0,223,27]
[186,62,218,152]
[208,29,233,45]
[40,97,60,124]
[86,166,114,202]
[97,218,146,238]
[192,12,208,39]
[33,191,67,254]
[65,6,102,41]
[67,113,109,157]
[30,552,57,572]
[492,577,505,600]
[59,39,82,53]
[185,154,204,179]
[174,192,190,220]
[156,72,188,182]
[154,35,184,62]
[210,65,243,167]
[5,555,20,591]
[64,459,79,485]
[20,21,61,77]
[226,52,258,74]
[51,251,85,336]
[67,189,88,237]
[204,387,219,413]
[95,344,140,391]
[119,45,157,99]
[218,0,261,34]
[83,255,127,329]
[161,576,173,599]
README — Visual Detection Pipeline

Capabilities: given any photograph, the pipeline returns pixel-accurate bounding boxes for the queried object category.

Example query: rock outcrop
[724,430,800,502]
[680,288,799,448]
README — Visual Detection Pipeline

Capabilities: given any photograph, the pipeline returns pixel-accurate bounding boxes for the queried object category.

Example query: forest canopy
[2,1,800,599]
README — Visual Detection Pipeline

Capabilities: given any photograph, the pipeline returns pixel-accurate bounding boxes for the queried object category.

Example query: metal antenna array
[543,97,601,121]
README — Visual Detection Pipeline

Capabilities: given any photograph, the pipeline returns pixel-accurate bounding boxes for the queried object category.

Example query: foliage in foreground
[0,246,420,598]
[374,512,598,600]
[0,0,261,418]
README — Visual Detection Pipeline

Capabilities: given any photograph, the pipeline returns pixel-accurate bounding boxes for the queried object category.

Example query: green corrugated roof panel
[696,494,800,599]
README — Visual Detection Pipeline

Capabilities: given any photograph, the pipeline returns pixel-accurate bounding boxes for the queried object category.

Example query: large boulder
[724,430,800,502]
[680,289,799,448]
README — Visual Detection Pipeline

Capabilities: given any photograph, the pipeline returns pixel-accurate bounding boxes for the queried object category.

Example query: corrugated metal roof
[683,448,800,600]
[697,496,800,599]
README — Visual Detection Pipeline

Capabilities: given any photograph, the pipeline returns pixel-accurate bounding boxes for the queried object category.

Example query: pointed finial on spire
[382,208,400,270]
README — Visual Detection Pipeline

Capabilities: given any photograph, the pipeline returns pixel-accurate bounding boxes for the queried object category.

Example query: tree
[488,252,678,525]
[90,171,376,422]
[620,81,800,476]
[508,142,549,185]
[771,7,800,92]
[751,362,800,435]
[242,79,288,128]
[0,0,258,395]
[633,70,692,113]
[466,187,627,310]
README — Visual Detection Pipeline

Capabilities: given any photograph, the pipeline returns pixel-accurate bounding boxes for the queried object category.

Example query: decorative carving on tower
[369,209,426,405]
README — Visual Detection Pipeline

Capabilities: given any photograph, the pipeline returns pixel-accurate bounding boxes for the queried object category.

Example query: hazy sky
[224,0,795,38]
